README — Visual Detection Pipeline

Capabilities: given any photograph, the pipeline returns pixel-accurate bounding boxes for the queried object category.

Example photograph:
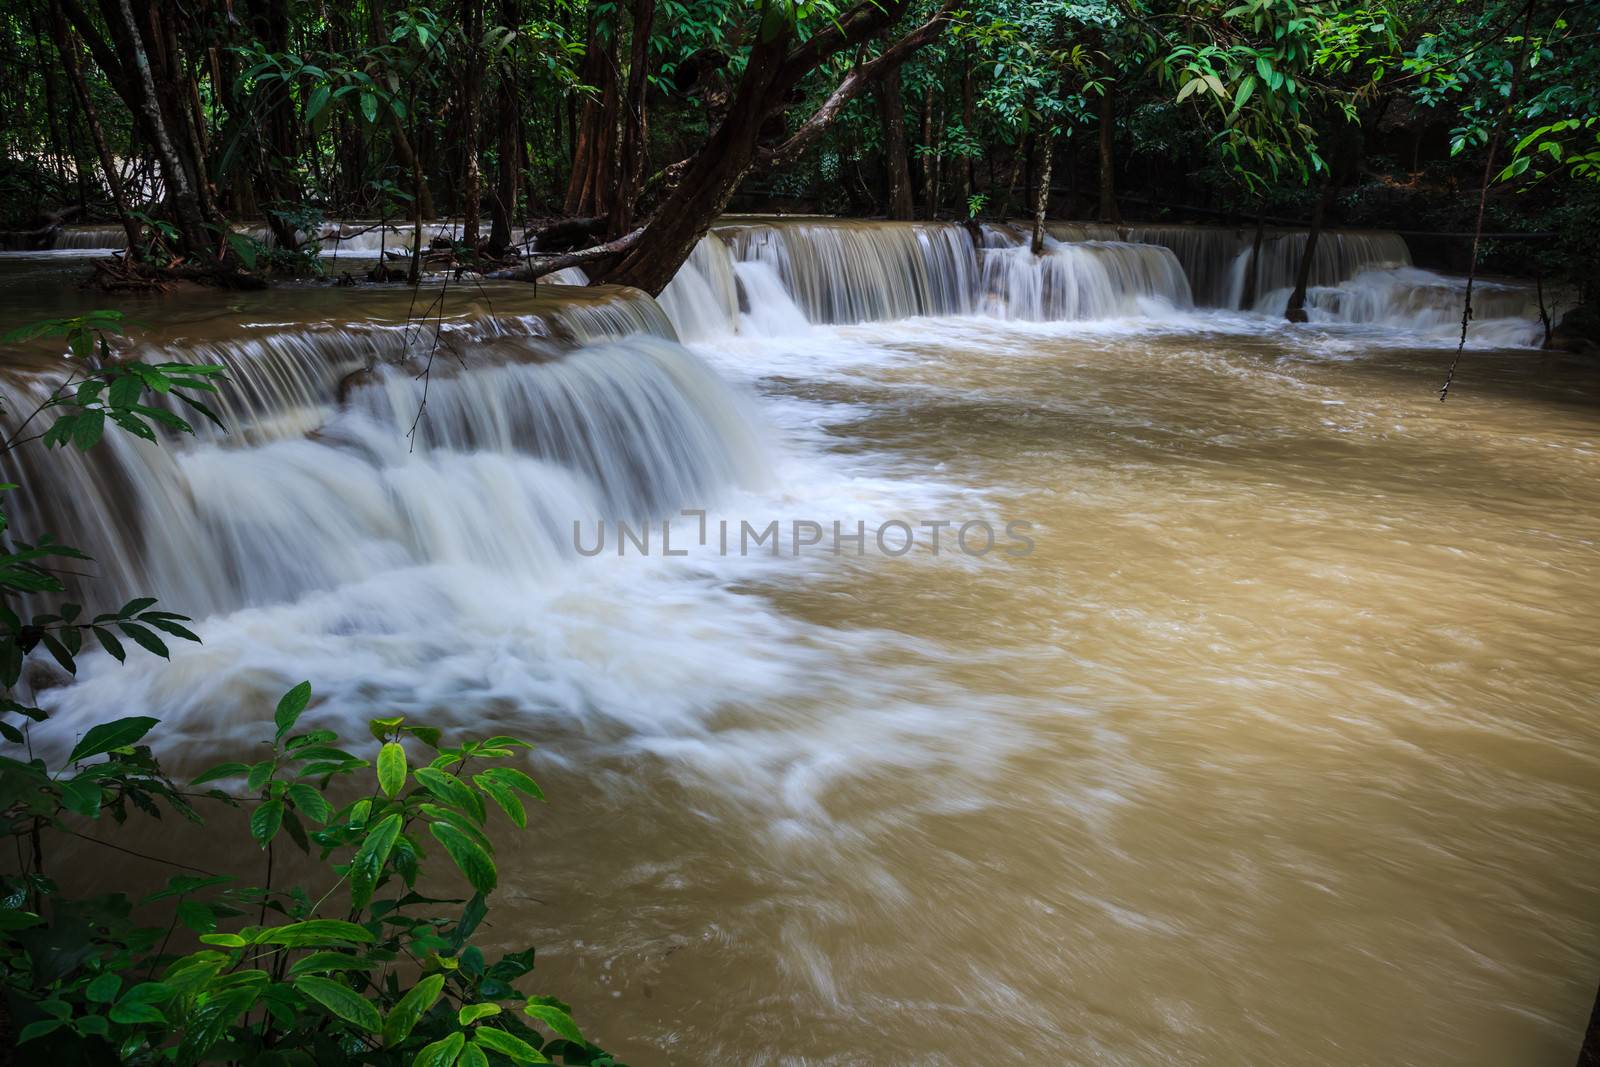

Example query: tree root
[85,255,268,292]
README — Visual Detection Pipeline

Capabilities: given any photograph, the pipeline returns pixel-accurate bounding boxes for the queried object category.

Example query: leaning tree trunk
[1030,131,1052,254]
[594,31,792,293]
[105,0,214,257]
[574,0,955,293]
[50,4,141,250]
[878,70,914,220]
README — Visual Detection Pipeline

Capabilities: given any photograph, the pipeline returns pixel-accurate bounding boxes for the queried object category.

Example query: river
[5,218,1598,1064]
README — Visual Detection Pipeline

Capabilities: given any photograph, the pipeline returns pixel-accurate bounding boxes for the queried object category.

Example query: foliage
[0,313,619,1065]
[1,697,616,1065]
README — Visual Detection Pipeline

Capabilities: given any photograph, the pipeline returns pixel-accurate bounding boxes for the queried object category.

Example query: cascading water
[1224,230,1412,308]
[1,283,750,622]
[720,219,978,324]
[638,218,1521,344]
[977,231,1193,321]
[656,235,742,341]
[1253,265,1550,345]
[9,212,1589,1067]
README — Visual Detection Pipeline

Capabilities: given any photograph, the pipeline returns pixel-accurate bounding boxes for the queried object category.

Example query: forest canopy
[0,0,1596,296]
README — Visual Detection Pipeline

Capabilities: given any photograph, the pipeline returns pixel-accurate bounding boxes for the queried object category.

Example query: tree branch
[761,0,959,172]
[487,226,648,282]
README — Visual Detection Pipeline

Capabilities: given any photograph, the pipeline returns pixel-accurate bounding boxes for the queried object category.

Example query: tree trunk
[1241,208,1265,310]
[488,72,520,253]
[1031,131,1052,254]
[105,0,214,257]
[918,85,939,219]
[959,45,973,211]
[49,3,141,251]
[370,0,434,218]
[564,12,620,218]
[612,0,655,235]
[1096,54,1120,224]
[460,0,484,246]
[1284,174,1333,322]
[595,29,793,293]
[588,0,954,293]
[29,3,71,196]
[994,140,1022,219]
[878,71,914,220]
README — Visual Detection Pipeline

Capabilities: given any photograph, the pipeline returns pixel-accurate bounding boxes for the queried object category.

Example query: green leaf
[247,759,275,792]
[251,799,284,847]
[472,1028,549,1063]
[370,715,404,741]
[91,625,126,661]
[472,774,525,828]
[288,951,379,977]
[118,596,158,617]
[142,615,202,643]
[360,92,379,124]
[199,933,249,947]
[523,999,584,1043]
[350,812,404,908]
[378,742,407,798]
[176,981,263,1062]
[117,622,169,658]
[305,84,332,121]
[479,767,543,802]
[458,1003,501,1026]
[177,900,216,933]
[295,975,383,1032]
[258,919,376,947]
[86,972,122,1003]
[59,776,103,817]
[18,1019,65,1043]
[275,680,312,738]
[72,408,105,450]
[415,767,485,822]
[40,632,75,674]
[382,972,446,1046]
[110,981,175,1025]
[286,782,333,823]
[413,1031,466,1067]
[192,761,249,785]
[430,821,497,894]
[68,716,158,763]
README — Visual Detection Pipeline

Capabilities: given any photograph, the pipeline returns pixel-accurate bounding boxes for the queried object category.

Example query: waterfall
[1225,231,1411,310]
[1,284,754,620]
[719,220,977,325]
[978,234,1193,320]
[656,235,742,342]
[1253,266,1550,345]
[734,261,810,336]
[1118,225,1252,307]
[640,219,1437,340]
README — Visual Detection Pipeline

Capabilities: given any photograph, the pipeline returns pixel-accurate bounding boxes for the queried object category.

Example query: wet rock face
[1551,301,1600,355]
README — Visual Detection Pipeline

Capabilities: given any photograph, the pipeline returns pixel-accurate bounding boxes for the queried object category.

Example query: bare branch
[487,226,649,283]
[762,0,960,172]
